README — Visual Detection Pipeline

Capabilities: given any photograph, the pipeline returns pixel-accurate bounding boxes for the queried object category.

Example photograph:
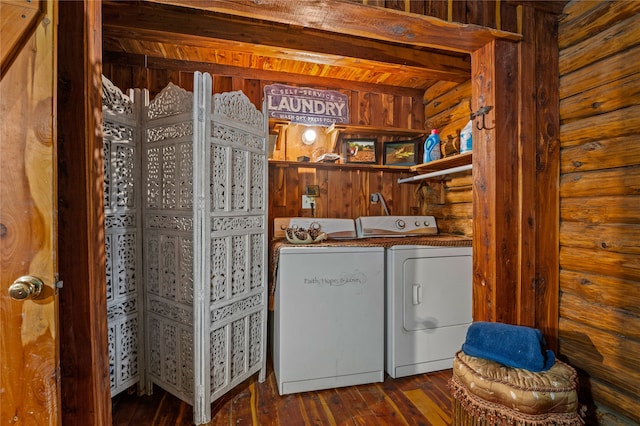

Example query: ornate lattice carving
[102,75,133,115]
[148,297,193,326]
[212,91,264,130]
[107,298,137,321]
[163,322,178,386]
[249,312,262,368]
[116,233,137,296]
[211,294,263,323]
[211,145,227,211]
[179,237,194,305]
[211,237,227,302]
[250,234,263,290]
[178,143,193,209]
[231,235,246,296]
[231,318,246,379]
[161,237,177,299]
[181,332,194,398]
[210,327,227,391]
[119,317,139,384]
[108,323,116,389]
[114,145,135,208]
[146,147,161,208]
[104,143,111,209]
[162,145,177,209]
[212,216,263,232]
[106,234,113,302]
[147,122,193,143]
[104,121,134,141]
[147,237,159,295]
[105,213,136,230]
[212,124,264,150]
[146,215,193,231]
[148,317,162,377]
[231,149,247,210]
[147,82,193,119]
[250,153,265,210]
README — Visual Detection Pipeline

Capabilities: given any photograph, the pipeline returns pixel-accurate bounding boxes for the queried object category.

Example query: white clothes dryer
[385,244,472,378]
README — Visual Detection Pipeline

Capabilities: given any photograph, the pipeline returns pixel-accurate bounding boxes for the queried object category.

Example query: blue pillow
[462,321,555,372]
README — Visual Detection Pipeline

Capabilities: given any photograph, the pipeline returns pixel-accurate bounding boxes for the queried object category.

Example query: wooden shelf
[269,118,427,138]
[268,159,412,173]
[410,151,472,173]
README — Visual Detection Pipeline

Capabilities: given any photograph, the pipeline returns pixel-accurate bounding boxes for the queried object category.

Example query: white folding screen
[102,72,268,424]
[102,78,144,397]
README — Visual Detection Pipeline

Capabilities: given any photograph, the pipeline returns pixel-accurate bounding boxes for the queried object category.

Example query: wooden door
[0,1,60,424]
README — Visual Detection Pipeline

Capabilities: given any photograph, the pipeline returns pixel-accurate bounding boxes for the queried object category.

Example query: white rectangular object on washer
[273,245,385,395]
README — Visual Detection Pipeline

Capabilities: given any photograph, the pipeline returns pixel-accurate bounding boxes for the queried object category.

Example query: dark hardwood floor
[112,363,454,425]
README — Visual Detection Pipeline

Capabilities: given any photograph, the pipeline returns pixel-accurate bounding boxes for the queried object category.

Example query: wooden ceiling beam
[145,0,521,53]
[102,1,471,81]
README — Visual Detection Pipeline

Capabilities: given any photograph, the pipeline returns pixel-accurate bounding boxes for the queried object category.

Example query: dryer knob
[423,220,430,227]
[396,219,406,229]
[414,220,420,227]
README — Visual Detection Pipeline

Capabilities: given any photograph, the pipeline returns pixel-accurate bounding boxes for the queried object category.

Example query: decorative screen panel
[142,82,196,403]
[102,76,143,397]
[207,89,268,410]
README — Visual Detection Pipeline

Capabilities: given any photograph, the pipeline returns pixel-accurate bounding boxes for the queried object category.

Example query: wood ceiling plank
[103,51,428,98]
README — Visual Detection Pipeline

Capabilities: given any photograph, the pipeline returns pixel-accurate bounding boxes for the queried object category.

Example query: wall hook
[470,105,494,131]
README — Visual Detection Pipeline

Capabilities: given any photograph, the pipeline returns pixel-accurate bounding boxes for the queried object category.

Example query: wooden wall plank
[561,167,640,197]
[533,8,561,345]
[561,135,640,173]
[560,246,639,283]
[57,1,111,424]
[558,0,640,50]
[560,195,640,224]
[560,72,640,122]
[560,46,640,100]
[560,12,640,76]
[561,104,640,148]
[471,39,521,325]
[560,269,640,316]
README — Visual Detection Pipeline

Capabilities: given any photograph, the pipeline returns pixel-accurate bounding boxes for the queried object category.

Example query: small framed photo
[343,138,377,164]
[383,140,419,166]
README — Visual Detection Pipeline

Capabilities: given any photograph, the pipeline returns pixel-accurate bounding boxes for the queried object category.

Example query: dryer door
[402,253,472,332]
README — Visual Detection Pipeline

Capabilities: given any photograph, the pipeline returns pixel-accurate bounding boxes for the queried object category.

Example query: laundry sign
[264,84,349,126]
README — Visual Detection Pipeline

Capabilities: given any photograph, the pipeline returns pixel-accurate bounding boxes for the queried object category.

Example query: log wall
[558,1,640,423]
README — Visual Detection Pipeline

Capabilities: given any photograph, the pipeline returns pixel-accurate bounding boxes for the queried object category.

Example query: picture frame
[383,140,419,166]
[343,138,378,164]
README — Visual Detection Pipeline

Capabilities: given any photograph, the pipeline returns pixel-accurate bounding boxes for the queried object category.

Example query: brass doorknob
[9,276,44,300]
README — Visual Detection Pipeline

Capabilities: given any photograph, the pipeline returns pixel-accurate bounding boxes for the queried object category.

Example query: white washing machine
[385,244,472,378]
[272,219,384,395]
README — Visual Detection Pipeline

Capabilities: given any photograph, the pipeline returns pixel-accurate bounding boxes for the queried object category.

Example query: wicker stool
[450,350,583,425]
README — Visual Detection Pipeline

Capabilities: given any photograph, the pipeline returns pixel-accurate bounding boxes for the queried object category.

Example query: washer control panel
[356,216,438,238]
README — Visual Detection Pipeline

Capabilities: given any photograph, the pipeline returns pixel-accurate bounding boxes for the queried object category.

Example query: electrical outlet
[302,195,315,209]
